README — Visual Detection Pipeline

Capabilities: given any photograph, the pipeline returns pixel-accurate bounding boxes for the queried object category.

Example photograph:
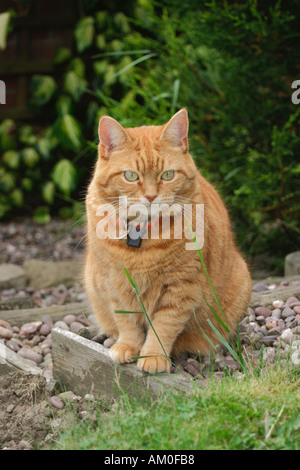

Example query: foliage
[1,0,300,261]
[50,365,300,450]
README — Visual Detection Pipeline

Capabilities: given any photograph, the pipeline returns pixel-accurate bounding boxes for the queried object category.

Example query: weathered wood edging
[0,302,90,326]
[0,342,56,390]
[51,328,199,399]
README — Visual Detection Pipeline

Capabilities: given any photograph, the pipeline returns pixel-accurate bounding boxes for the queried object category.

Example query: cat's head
[93,109,198,219]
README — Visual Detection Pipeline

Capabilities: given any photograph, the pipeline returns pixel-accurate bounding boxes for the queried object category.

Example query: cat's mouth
[119,201,182,226]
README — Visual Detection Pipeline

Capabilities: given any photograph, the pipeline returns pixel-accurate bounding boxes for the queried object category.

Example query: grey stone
[281,328,294,344]
[271,308,282,319]
[23,259,83,289]
[263,347,276,363]
[282,306,294,318]
[0,264,27,289]
[103,337,116,348]
[252,283,269,292]
[285,251,300,276]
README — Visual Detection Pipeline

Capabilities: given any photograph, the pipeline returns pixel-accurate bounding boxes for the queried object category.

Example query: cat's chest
[107,267,163,316]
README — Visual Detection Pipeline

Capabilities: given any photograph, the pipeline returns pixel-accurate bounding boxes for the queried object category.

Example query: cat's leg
[84,273,119,340]
[137,308,191,374]
[89,296,119,340]
[110,313,146,364]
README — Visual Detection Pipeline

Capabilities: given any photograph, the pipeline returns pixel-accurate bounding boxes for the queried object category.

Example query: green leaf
[34,206,51,224]
[21,177,33,191]
[30,75,57,106]
[42,181,55,204]
[35,137,51,160]
[64,71,87,102]
[0,202,10,218]
[22,148,40,168]
[51,159,77,195]
[74,17,95,53]
[0,12,10,50]
[3,150,19,169]
[0,119,16,151]
[10,189,23,207]
[0,169,15,192]
[54,47,72,64]
[18,125,36,145]
[53,114,83,151]
[70,58,86,78]
[56,95,73,116]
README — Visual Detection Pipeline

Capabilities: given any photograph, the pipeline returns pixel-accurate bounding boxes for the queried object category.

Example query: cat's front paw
[110,343,140,364]
[137,354,170,374]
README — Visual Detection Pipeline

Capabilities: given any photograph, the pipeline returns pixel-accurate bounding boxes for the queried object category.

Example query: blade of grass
[186,220,227,325]
[193,311,217,352]
[115,310,144,314]
[91,49,152,59]
[236,325,247,371]
[207,319,246,372]
[203,292,230,333]
[123,268,169,360]
[171,78,180,114]
[187,219,247,373]
[109,53,156,82]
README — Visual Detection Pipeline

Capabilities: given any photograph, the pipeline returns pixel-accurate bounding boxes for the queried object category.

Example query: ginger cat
[84,109,251,374]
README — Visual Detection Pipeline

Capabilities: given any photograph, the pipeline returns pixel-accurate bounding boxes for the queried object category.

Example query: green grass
[49,365,300,450]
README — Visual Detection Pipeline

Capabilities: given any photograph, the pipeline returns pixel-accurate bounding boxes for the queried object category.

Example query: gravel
[0,218,84,265]
[0,283,87,308]
[1,293,300,380]
[0,218,300,382]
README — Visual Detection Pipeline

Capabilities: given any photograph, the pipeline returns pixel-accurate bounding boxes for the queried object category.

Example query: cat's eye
[124,171,139,182]
[161,170,175,181]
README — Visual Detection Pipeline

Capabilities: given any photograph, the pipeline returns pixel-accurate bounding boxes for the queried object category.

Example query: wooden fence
[0,0,78,121]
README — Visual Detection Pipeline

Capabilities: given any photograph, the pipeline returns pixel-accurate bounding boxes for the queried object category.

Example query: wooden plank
[0,107,35,120]
[250,284,300,308]
[0,301,90,327]
[0,342,56,389]
[0,296,34,311]
[252,274,300,285]
[1,61,55,76]
[52,328,200,400]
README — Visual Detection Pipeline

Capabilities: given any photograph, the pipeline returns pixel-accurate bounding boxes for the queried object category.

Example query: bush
[1,0,299,265]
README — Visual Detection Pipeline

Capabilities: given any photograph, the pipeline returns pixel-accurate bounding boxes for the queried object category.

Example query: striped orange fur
[84,109,251,374]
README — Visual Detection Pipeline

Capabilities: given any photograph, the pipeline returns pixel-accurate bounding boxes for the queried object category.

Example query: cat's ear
[98,116,131,158]
[160,108,189,152]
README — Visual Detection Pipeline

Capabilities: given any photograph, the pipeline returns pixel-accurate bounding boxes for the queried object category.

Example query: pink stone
[0,326,13,339]
[18,347,43,364]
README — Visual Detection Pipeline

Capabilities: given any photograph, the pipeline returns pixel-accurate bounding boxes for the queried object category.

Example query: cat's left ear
[160,108,189,152]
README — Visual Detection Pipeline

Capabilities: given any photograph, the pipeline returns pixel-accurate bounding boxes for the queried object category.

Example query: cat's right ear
[98,116,131,158]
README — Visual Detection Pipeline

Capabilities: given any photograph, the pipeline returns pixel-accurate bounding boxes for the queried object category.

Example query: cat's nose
[145,194,157,202]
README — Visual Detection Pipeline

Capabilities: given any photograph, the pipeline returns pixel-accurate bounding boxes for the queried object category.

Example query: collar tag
[126,222,147,248]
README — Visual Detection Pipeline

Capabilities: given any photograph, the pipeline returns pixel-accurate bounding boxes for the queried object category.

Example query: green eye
[161,170,174,181]
[124,171,139,182]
